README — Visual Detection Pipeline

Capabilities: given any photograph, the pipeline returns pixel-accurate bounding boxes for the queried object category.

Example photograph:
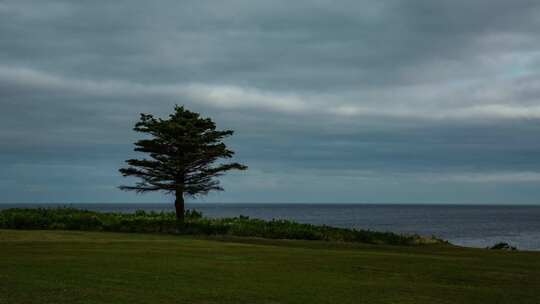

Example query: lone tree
[119,106,247,223]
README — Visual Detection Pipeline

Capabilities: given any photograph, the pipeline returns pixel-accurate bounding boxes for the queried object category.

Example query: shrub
[489,242,517,251]
[0,208,445,246]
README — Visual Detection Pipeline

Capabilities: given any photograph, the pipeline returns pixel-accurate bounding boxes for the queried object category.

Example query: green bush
[489,242,517,251]
[0,208,445,246]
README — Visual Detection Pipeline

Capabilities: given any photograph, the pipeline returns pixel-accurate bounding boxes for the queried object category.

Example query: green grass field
[1,230,539,304]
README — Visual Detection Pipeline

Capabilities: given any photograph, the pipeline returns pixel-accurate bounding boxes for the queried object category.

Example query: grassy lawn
[1,230,539,304]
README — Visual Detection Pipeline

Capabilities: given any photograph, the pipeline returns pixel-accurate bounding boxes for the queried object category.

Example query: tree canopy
[119,106,247,221]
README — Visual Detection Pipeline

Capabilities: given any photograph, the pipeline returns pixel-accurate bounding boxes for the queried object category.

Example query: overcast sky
[2,0,540,204]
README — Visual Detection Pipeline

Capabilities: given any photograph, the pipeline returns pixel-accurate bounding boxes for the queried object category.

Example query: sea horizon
[2,202,540,206]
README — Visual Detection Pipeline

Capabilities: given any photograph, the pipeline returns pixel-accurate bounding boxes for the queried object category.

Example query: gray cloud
[1,0,540,204]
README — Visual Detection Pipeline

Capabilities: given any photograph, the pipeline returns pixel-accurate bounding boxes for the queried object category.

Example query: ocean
[1,203,539,250]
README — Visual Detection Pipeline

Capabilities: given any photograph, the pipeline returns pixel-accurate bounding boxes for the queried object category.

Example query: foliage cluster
[489,242,518,251]
[0,208,444,246]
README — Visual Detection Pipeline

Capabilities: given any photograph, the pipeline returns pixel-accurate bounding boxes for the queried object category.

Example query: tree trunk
[175,191,185,225]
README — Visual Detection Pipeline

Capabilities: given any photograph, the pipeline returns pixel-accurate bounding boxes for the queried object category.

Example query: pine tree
[119,106,247,223]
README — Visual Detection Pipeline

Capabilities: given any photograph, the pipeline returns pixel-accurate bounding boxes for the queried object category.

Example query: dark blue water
[1,203,539,250]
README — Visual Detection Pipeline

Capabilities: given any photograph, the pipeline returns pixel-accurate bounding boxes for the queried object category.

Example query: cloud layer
[2,0,540,204]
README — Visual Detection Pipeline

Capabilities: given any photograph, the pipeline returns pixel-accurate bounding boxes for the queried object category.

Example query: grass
[1,229,539,304]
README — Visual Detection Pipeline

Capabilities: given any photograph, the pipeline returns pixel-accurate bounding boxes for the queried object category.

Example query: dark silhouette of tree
[119,106,247,223]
